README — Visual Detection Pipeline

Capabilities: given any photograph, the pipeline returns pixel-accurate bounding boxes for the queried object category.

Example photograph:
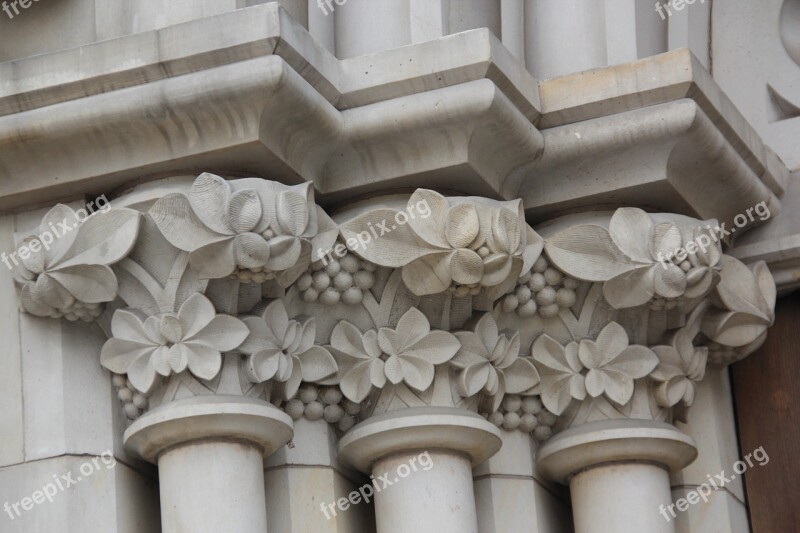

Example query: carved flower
[683,227,722,299]
[702,258,776,360]
[532,322,658,414]
[150,173,337,285]
[531,335,586,416]
[601,209,690,308]
[340,189,543,300]
[328,321,386,403]
[451,314,540,412]
[13,204,141,318]
[100,293,249,393]
[579,322,659,406]
[651,327,708,411]
[377,307,461,391]
[545,208,724,309]
[239,300,338,399]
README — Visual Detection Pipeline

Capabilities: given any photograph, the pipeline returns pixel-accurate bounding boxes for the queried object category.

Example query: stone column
[537,420,697,533]
[124,395,293,533]
[524,0,608,79]
[338,407,501,533]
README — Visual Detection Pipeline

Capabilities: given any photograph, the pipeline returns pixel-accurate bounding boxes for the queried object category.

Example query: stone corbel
[9,172,777,533]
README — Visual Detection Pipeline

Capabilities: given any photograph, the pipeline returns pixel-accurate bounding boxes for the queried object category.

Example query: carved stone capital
[11,173,777,450]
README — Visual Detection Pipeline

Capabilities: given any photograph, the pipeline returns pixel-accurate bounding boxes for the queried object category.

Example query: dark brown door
[731,293,800,531]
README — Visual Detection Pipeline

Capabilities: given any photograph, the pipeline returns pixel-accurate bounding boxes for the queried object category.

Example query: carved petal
[401,252,453,295]
[126,349,160,394]
[183,342,223,381]
[280,362,304,400]
[160,315,183,344]
[481,254,513,287]
[491,208,521,254]
[32,274,74,309]
[532,334,583,374]
[276,190,310,237]
[191,315,249,352]
[19,236,46,273]
[189,173,233,234]
[188,239,238,279]
[48,264,118,304]
[266,236,301,271]
[341,359,386,403]
[246,348,282,383]
[603,266,655,309]
[111,309,153,344]
[650,223,682,259]
[457,362,491,397]
[404,330,461,365]
[502,358,540,394]
[450,249,483,285]
[521,227,545,274]
[539,369,585,416]
[150,193,231,250]
[168,344,189,374]
[545,225,634,281]
[653,263,687,298]
[384,355,404,385]
[609,208,653,263]
[474,313,499,349]
[239,317,281,353]
[311,207,339,261]
[227,190,262,233]
[55,209,141,269]
[152,346,172,377]
[445,204,480,249]
[234,233,271,270]
[407,189,450,248]
[297,346,338,382]
[331,321,368,359]
[452,332,490,368]
[40,205,80,265]
[176,293,215,339]
[392,307,431,351]
[593,369,635,406]
[701,311,770,348]
[397,355,436,391]
[603,345,659,379]
[20,284,54,317]
[101,338,154,374]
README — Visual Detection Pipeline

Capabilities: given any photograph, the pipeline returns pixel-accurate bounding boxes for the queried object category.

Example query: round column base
[338,406,502,473]
[124,394,293,462]
[536,419,697,483]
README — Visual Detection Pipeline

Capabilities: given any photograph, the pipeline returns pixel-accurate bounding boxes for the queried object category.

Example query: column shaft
[159,441,269,533]
[570,463,675,533]
[373,451,478,533]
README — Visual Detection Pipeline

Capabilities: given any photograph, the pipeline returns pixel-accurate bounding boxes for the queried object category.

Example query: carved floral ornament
[9,173,777,440]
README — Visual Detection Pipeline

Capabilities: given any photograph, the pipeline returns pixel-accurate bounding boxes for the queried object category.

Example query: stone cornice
[10,173,778,446]
[0,5,788,267]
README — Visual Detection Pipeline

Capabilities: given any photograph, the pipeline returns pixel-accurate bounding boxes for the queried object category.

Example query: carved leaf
[55,208,142,268]
[608,208,653,263]
[545,225,634,281]
[341,208,439,267]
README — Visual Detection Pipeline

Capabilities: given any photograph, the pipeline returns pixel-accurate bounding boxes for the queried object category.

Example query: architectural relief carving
[11,174,777,446]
